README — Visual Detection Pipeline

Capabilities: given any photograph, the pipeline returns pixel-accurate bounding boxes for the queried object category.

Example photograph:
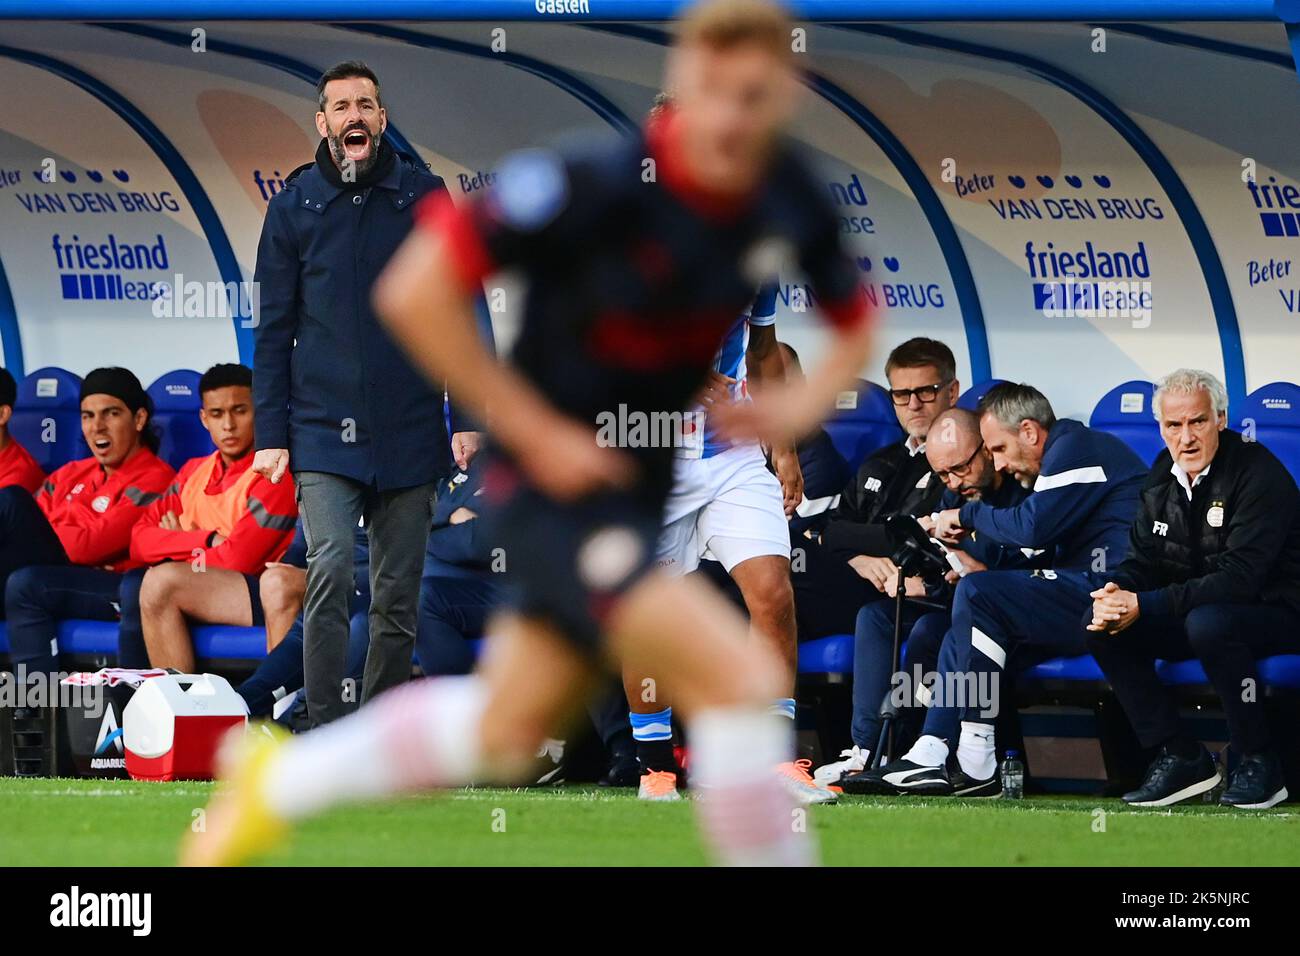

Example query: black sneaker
[840,758,946,795]
[1123,745,1220,807]
[948,766,1002,798]
[1220,752,1288,810]
[598,751,640,788]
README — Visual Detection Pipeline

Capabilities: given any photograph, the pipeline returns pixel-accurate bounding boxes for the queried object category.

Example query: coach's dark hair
[0,367,16,410]
[979,382,1057,432]
[884,337,956,384]
[199,363,253,398]
[317,61,382,113]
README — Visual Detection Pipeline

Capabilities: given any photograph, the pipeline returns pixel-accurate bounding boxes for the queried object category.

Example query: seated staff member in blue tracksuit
[817,407,1041,786]
[414,462,500,676]
[858,382,1148,796]
[1087,369,1300,810]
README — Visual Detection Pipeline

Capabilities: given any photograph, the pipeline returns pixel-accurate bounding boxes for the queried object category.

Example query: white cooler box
[123,673,248,781]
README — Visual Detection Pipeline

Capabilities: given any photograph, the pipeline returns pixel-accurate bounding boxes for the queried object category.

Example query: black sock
[636,739,677,774]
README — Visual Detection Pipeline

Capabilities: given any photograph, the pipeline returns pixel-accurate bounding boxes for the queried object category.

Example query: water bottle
[1000,750,1025,799]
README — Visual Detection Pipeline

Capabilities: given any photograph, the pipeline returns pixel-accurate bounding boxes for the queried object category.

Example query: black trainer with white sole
[947,766,1002,798]
[839,758,946,795]
[1220,752,1289,810]
[1123,746,1220,807]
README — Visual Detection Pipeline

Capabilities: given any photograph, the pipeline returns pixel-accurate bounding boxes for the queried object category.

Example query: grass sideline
[1,777,1297,866]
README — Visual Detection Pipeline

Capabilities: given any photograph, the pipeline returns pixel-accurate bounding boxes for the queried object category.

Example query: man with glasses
[792,338,953,678]
[853,382,1147,796]
[817,407,1040,786]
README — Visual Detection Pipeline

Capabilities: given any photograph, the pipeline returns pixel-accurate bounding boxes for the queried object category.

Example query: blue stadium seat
[1155,655,1300,691]
[1237,382,1300,482]
[148,369,212,471]
[797,633,854,675]
[0,620,269,662]
[39,620,269,662]
[55,619,119,655]
[10,366,84,473]
[1019,654,1106,682]
[822,379,902,471]
[193,625,268,661]
[957,379,1008,411]
[1089,380,1164,465]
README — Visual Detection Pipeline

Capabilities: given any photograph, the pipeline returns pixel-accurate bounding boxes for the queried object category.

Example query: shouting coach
[253,61,481,725]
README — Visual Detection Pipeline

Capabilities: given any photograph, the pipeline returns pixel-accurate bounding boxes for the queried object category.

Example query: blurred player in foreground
[183,0,873,868]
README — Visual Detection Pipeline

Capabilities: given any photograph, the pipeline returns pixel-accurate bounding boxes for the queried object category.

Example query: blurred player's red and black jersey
[417,108,868,500]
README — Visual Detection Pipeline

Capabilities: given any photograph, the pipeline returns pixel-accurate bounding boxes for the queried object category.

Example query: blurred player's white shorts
[656,443,791,575]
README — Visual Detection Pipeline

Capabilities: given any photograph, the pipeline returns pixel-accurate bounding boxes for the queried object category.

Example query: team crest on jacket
[1206,501,1225,528]
[91,495,111,513]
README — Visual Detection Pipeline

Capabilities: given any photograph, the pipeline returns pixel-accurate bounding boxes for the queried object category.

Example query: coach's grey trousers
[296,471,435,727]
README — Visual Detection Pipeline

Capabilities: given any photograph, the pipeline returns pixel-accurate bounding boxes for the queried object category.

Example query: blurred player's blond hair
[678,0,795,64]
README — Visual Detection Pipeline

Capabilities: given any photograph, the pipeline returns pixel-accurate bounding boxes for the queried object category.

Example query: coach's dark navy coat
[252,145,456,492]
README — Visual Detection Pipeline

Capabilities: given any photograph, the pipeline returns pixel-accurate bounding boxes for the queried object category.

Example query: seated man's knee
[260,565,306,617]
[139,563,190,612]
[419,577,458,623]
[4,565,46,613]
[953,572,1001,610]
[854,599,893,641]
[1184,605,1234,657]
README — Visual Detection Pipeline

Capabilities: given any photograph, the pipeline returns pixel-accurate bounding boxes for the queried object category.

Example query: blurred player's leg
[184,568,811,867]
[181,615,596,867]
[607,571,815,866]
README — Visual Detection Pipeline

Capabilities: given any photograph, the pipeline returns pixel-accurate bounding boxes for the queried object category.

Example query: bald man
[819,407,1042,788]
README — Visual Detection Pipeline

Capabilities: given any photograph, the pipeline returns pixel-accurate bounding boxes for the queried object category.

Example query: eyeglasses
[889,380,952,406]
[933,441,984,482]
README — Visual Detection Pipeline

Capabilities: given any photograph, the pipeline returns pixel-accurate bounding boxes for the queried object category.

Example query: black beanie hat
[80,367,150,413]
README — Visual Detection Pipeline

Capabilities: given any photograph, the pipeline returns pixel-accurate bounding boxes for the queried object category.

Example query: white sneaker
[777,760,839,804]
[813,746,869,787]
[533,737,566,785]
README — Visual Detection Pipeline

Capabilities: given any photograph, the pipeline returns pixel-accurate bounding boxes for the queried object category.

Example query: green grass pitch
[1,777,1297,866]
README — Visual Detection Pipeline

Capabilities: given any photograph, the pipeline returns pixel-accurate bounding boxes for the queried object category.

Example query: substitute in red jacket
[0,368,45,494]
[128,364,297,672]
[2,367,174,677]
[131,366,297,575]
